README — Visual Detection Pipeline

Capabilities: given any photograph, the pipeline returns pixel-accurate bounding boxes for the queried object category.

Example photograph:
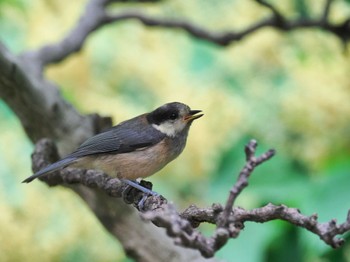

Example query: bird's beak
[184,110,204,122]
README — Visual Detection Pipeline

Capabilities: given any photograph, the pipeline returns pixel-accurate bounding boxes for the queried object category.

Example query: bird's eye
[169,113,178,120]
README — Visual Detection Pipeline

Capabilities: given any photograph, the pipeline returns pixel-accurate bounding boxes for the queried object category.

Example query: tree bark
[0,42,213,261]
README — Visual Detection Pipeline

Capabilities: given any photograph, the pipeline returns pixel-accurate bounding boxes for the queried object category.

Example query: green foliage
[265,225,303,262]
[293,0,310,19]
[1,0,350,261]
[0,0,25,10]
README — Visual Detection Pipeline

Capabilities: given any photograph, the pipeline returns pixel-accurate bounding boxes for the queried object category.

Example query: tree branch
[21,0,349,71]
[19,0,110,73]
[0,42,101,155]
[31,138,218,261]
[218,139,275,228]
[31,138,350,258]
[256,0,284,21]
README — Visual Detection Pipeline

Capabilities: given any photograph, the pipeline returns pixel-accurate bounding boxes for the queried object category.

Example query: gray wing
[69,116,165,158]
[22,116,164,183]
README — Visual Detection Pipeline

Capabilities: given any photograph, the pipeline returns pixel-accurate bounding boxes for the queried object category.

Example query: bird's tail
[22,157,77,183]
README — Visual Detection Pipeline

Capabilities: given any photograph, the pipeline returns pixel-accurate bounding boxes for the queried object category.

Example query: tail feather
[22,157,77,183]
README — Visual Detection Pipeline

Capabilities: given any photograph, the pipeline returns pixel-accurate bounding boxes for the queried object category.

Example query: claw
[121,179,159,209]
[121,185,135,204]
[137,194,148,210]
[121,179,158,195]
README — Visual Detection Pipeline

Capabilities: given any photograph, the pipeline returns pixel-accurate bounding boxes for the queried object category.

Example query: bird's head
[147,102,203,137]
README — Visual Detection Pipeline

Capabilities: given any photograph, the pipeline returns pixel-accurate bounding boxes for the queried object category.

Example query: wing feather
[69,116,165,158]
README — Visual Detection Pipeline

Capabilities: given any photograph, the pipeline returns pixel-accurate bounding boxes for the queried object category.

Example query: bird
[22,102,203,195]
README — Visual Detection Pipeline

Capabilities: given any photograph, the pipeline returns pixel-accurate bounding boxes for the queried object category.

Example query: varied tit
[23,102,203,195]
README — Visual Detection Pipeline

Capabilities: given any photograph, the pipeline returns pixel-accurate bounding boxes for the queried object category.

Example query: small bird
[23,102,203,195]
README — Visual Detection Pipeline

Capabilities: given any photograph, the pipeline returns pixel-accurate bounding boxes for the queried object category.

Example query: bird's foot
[121,179,159,195]
[121,179,159,210]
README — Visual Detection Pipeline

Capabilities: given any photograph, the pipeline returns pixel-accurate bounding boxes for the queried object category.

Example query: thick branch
[0,41,208,261]
[0,42,100,155]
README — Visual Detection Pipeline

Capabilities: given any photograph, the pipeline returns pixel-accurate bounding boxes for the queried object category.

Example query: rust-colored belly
[73,139,180,180]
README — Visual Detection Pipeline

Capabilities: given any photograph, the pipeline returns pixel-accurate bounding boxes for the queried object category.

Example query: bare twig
[322,0,333,23]
[232,203,350,248]
[218,140,275,227]
[256,0,284,21]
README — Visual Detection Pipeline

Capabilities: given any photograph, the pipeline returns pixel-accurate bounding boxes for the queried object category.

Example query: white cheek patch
[152,120,186,137]
[152,123,176,137]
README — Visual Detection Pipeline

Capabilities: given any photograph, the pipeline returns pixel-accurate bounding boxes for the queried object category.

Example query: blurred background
[1,0,350,261]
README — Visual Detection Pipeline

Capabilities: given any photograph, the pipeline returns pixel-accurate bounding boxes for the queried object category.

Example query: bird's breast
[75,137,185,180]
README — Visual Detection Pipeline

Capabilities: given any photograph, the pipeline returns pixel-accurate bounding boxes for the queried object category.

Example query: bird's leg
[121,179,159,210]
[121,179,159,196]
